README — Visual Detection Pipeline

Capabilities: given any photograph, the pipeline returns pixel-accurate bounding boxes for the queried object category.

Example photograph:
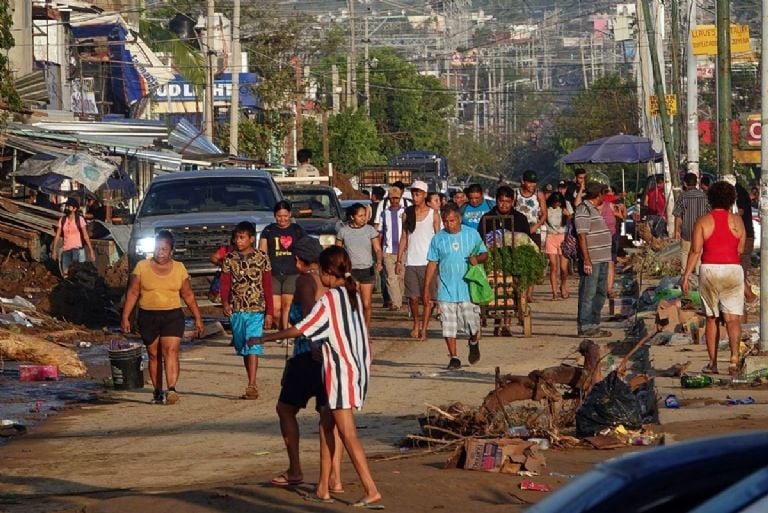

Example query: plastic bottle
[743,368,768,380]
[680,374,715,388]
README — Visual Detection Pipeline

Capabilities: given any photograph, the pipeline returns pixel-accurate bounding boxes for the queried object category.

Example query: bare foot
[410,327,420,339]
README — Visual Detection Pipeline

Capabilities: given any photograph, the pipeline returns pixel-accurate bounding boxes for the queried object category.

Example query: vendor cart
[479,215,533,337]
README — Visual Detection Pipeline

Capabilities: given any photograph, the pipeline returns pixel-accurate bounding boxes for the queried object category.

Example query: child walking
[424,204,487,369]
[220,221,273,400]
[252,246,383,508]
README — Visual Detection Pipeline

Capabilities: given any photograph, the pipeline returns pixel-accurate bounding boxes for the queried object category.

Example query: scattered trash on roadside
[520,479,551,492]
[680,374,715,388]
[664,394,680,409]
[549,472,576,479]
[19,364,59,382]
[725,396,755,406]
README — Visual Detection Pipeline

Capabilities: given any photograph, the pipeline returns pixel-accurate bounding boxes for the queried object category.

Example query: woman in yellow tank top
[121,230,204,405]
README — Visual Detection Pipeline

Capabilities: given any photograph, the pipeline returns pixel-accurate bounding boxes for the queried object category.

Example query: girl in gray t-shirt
[336,203,383,328]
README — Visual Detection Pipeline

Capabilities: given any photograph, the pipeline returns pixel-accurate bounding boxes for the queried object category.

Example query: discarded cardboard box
[456,438,546,473]
[655,299,681,331]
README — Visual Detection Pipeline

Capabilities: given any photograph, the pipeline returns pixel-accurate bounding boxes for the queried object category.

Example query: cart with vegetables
[479,215,545,337]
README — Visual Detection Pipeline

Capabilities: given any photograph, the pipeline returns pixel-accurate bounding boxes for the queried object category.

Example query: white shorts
[439,301,481,339]
[699,264,744,317]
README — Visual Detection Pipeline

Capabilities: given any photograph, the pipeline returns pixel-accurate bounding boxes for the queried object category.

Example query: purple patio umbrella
[561,134,663,164]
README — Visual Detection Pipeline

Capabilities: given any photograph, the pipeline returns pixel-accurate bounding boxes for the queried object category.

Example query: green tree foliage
[215,119,274,162]
[446,134,504,180]
[0,0,20,111]
[555,73,639,146]
[367,48,454,158]
[139,18,205,94]
[328,109,384,173]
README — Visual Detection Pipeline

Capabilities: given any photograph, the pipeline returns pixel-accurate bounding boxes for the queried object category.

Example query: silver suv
[128,169,282,292]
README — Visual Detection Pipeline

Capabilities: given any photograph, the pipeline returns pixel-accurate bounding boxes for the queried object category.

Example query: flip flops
[270,473,303,486]
[701,364,719,375]
[304,494,335,504]
[352,499,385,509]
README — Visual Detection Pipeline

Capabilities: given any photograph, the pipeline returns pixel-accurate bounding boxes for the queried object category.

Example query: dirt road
[2,280,767,513]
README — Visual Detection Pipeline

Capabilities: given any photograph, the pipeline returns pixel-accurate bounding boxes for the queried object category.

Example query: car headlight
[319,234,336,247]
[135,236,156,255]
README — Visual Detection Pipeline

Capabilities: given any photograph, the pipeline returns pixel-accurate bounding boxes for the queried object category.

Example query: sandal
[728,363,739,376]
[271,473,303,486]
[701,364,719,375]
[241,385,259,400]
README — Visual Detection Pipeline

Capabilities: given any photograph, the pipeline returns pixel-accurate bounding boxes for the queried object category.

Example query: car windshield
[283,191,338,219]
[138,177,277,216]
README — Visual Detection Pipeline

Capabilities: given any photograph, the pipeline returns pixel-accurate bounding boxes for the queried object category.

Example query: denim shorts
[61,248,85,274]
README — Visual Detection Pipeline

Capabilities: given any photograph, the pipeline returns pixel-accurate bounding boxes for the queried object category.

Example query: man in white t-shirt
[377,187,406,310]
[395,180,440,339]
[295,148,320,184]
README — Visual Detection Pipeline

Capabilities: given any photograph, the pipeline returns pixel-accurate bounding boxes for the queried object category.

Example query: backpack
[60,212,86,247]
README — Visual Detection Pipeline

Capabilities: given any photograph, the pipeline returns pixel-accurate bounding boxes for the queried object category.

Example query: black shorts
[278,352,328,411]
[137,308,185,344]
[351,266,375,284]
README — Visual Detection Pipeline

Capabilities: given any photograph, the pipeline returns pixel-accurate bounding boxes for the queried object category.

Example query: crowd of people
[113,166,760,509]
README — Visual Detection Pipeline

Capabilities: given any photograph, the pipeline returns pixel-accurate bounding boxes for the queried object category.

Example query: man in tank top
[681,181,746,377]
[396,180,441,339]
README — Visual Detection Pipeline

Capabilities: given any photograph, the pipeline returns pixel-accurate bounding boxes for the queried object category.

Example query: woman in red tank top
[700,209,741,264]
[681,181,745,376]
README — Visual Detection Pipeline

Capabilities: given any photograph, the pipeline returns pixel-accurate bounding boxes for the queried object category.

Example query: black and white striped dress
[295,287,371,410]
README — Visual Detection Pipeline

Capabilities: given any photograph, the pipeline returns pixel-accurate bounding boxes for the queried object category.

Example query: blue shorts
[230,311,264,356]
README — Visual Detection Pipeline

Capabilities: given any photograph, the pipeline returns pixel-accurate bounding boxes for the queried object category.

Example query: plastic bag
[465,264,493,305]
[575,371,643,437]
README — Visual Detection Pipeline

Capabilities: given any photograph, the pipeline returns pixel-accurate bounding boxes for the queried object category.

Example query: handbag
[561,220,578,258]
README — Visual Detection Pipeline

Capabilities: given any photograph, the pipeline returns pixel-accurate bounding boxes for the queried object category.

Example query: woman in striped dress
[251,246,382,508]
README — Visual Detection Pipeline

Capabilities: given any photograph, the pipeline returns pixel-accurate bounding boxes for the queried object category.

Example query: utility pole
[322,110,330,176]
[348,0,357,110]
[686,0,699,175]
[331,64,340,113]
[294,60,304,156]
[670,0,683,158]
[640,0,679,184]
[473,60,479,141]
[760,0,768,352]
[205,0,215,139]
[228,0,240,156]
[364,16,370,117]
[716,0,733,175]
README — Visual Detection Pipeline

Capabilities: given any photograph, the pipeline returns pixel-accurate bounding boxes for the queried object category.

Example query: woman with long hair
[336,203,382,329]
[121,230,204,405]
[259,201,307,330]
[272,237,344,496]
[251,246,382,508]
[544,192,570,300]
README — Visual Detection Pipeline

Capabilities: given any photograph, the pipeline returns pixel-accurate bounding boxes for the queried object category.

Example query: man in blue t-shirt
[460,183,495,230]
[424,204,488,370]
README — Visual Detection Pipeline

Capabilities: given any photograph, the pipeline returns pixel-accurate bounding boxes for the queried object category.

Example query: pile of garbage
[406,325,662,464]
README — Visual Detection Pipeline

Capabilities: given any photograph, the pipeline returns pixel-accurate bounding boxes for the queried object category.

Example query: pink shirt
[601,201,617,236]
[61,216,87,250]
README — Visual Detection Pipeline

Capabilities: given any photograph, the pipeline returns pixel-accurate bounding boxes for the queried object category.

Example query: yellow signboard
[692,24,751,56]
[649,94,677,116]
